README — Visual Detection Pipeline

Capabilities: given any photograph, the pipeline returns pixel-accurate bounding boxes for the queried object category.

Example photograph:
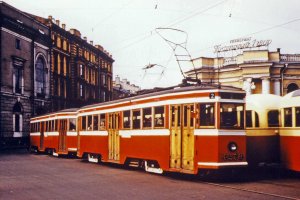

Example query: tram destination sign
[214,37,272,53]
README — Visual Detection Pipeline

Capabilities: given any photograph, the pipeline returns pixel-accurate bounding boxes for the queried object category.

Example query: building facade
[33,15,114,111]
[113,75,141,99]
[0,2,114,148]
[0,2,51,146]
[186,49,300,96]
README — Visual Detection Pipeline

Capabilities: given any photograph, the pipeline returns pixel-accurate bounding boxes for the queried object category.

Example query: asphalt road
[0,149,300,200]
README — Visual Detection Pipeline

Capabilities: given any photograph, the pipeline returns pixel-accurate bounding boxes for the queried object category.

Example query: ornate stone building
[33,15,114,111]
[0,2,51,146]
[0,2,114,148]
[186,49,300,96]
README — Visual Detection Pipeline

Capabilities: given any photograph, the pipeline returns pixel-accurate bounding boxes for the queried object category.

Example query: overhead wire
[192,17,300,54]
[112,0,229,52]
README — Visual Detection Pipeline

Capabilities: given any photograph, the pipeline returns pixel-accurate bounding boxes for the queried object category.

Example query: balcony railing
[280,54,300,62]
[223,57,237,66]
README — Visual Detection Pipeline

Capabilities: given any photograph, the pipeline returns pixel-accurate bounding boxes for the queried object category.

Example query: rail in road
[0,150,300,200]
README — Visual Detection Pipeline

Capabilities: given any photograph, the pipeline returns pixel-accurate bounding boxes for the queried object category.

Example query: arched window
[36,57,46,95]
[13,102,23,133]
[287,83,299,94]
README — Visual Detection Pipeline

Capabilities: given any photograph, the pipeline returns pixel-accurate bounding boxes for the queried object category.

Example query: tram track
[200,181,300,200]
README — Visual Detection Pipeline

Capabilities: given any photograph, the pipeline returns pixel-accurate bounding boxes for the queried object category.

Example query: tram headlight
[228,142,238,152]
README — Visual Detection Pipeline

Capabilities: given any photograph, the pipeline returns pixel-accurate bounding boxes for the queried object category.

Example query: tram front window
[220,103,244,129]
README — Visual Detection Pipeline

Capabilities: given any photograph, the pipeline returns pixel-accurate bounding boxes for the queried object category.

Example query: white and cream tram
[246,94,281,167]
[279,89,300,172]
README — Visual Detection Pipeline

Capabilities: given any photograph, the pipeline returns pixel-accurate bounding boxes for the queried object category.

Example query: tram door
[170,104,195,171]
[40,122,44,150]
[58,119,67,152]
[108,113,120,161]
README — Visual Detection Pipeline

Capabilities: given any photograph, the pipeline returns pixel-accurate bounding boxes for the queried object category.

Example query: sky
[4,0,300,89]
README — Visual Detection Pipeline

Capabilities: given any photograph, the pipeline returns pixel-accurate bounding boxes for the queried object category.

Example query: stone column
[273,79,281,96]
[262,77,270,94]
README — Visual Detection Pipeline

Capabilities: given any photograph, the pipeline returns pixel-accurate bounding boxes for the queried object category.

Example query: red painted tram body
[30,85,247,174]
[30,109,78,156]
[76,86,247,174]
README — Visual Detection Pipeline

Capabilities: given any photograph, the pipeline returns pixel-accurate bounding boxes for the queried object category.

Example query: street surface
[0,149,300,200]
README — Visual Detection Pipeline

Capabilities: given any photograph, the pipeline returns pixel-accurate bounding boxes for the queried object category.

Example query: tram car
[245,94,281,167]
[279,89,300,172]
[77,85,247,174]
[30,108,78,156]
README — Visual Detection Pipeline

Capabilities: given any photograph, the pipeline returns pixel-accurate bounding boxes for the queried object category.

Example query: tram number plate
[223,153,244,161]
[209,93,215,99]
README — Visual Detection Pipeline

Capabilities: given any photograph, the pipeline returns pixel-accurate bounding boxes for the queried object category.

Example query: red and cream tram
[30,108,78,156]
[245,94,281,167]
[279,89,300,172]
[77,85,247,174]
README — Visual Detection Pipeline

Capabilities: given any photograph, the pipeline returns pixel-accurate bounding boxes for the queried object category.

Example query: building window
[287,83,299,94]
[15,39,21,50]
[13,102,23,133]
[80,84,83,97]
[36,57,46,96]
[79,64,83,77]
[57,54,61,74]
[14,67,22,94]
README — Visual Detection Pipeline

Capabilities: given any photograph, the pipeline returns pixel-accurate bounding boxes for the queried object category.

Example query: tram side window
[268,110,279,127]
[154,106,165,128]
[246,111,252,127]
[82,116,86,131]
[284,108,292,127]
[51,120,55,131]
[132,109,141,129]
[220,103,244,129]
[246,111,259,128]
[32,123,35,132]
[55,120,58,131]
[184,105,194,127]
[49,120,53,131]
[296,107,300,127]
[123,110,131,129]
[93,115,99,131]
[87,115,92,130]
[199,103,215,127]
[46,121,50,132]
[99,114,106,130]
[69,118,76,131]
[143,108,152,128]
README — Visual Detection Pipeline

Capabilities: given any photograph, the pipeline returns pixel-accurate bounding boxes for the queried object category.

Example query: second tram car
[245,94,281,167]
[280,89,300,172]
[30,108,78,156]
[76,85,247,174]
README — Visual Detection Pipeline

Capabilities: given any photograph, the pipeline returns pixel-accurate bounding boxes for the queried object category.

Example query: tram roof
[246,94,282,111]
[81,84,244,110]
[31,108,78,120]
[281,89,300,108]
